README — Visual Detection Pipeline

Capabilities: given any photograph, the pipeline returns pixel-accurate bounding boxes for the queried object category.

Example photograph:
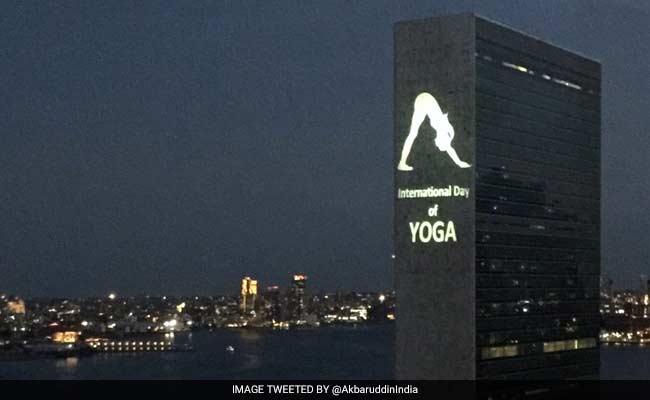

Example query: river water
[0,325,642,379]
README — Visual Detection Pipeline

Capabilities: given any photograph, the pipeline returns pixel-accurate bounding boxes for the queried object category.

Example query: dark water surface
[0,325,394,379]
[0,325,642,379]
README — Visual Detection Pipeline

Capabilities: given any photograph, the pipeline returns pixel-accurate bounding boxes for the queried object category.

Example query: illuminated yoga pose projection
[397,92,471,171]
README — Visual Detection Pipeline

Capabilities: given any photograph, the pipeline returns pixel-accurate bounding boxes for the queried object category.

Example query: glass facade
[474,18,601,379]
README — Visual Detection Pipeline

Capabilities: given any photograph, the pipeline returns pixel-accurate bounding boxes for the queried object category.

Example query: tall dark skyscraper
[394,13,600,379]
[262,285,283,323]
[287,275,308,324]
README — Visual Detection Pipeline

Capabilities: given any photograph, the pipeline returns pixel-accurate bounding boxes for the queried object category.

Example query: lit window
[552,77,582,90]
[480,345,519,360]
[501,61,528,73]
[543,338,597,353]
[480,338,596,360]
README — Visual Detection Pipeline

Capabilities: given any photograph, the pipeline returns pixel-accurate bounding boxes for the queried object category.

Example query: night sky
[1,1,648,297]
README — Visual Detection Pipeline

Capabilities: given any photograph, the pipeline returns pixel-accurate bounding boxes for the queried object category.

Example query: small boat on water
[225,345,235,353]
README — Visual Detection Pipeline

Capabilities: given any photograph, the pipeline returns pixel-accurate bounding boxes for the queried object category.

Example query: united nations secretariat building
[393,13,600,379]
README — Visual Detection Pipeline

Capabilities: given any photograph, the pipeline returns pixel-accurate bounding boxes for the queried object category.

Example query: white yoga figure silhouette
[397,92,471,171]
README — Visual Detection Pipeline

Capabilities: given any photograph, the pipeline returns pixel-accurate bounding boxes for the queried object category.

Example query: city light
[1,273,394,361]
[52,331,78,344]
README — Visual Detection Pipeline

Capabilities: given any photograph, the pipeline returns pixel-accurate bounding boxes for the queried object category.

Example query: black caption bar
[1,380,649,400]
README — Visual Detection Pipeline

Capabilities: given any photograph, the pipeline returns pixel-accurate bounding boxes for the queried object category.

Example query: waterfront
[0,325,646,380]
[0,325,393,379]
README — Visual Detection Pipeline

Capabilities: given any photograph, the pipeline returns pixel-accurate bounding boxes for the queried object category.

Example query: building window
[479,337,597,360]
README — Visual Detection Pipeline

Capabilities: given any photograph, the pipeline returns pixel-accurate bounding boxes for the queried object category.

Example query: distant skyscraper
[394,13,601,379]
[262,285,283,323]
[600,274,613,299]
[288,275,307,323]
[240,276,258,313]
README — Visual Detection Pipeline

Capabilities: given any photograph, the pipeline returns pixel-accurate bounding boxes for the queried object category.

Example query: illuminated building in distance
[394,13,600,379]
[5,298,26,315]
[240,276,258,313]
[51,331,79,344]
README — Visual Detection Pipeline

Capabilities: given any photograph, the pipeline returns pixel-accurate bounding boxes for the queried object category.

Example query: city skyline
[1,1,648,298]
[1,271,396,354]
[0,272,394,300]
